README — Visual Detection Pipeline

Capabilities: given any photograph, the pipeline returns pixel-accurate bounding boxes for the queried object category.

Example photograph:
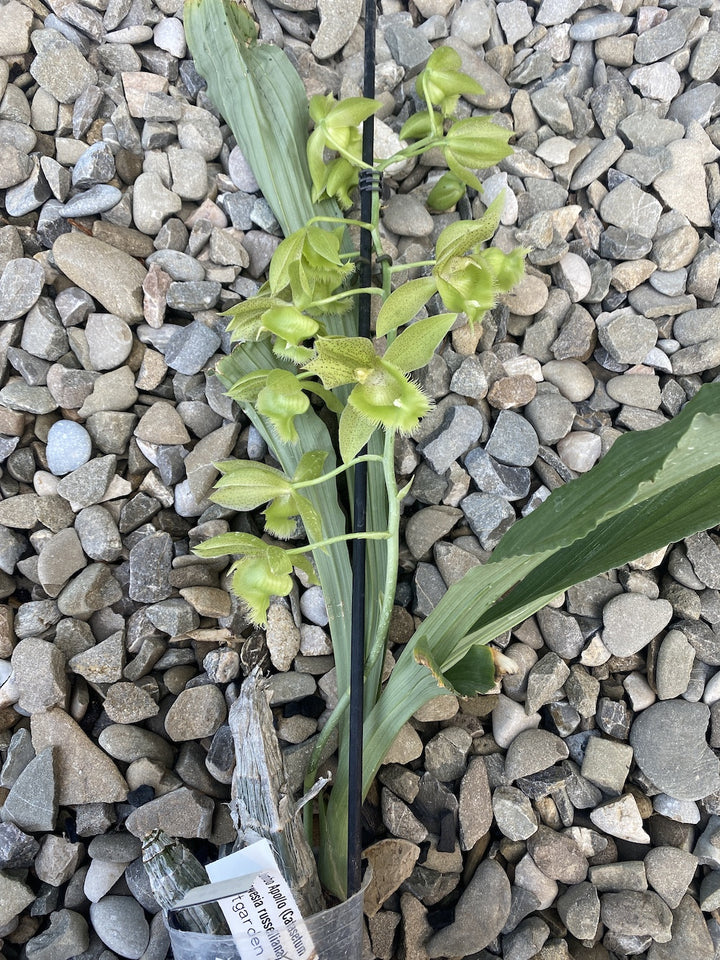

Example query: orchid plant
[186,0,720,900]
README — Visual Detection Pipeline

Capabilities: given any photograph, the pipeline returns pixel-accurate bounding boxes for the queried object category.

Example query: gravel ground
[1,0,720,957]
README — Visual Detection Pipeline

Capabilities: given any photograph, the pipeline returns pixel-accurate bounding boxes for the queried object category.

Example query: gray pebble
[2,747,57,832]
[30,28,97,102]
[427,859,510,958]
[129,531,173,602]
[166,280,222,313]
[493,785,538,841]
[630,700,720,801]
[90,896,150,959]
[485,410,539,467]
[163,320,221,374]
[46,420,93,475]
[461,492,515,550]
[0,258,45,323]
[57,563,123,618]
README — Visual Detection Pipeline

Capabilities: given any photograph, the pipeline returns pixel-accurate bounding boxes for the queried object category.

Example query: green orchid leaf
[193,531,273,559]
[293,450,329,484]
[348,361,431,433]
[444,645,496,696]
[338,402,377,464]
[384,313,457,373]
[413,638,463,697]
[435,191,506,264]
[304,336,377,388]
[184,0,340,238]
[209,461,292,511]
[376,277,439,337]
[427,172,467,212]
[414,638,495,698]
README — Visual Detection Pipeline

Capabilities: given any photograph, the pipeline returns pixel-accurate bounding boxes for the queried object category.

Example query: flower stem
[388,260,436,273]
[376,135,445,169]
[310,287,383,310]
[286,530,390,557]
[292,455,384,491]
[307,215,374,232]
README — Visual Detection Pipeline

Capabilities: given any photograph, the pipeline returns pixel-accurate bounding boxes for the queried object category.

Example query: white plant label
[206,840,318,960]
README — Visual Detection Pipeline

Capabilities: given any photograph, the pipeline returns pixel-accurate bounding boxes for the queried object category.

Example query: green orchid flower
[415,47,485,117]
[261,304,321,363]
[305,313,457,461]
[224,293,281,343]
[432,196,528,328]
[269,223,353,309]
[427,171,467,211]
[434,246,528,329]
[442,116,514,190]
[256,369,311,443]
[195,532,316,626]
[307,95,381,207]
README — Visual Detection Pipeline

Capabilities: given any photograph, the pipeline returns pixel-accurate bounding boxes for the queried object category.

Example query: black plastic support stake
[347,0,377,901]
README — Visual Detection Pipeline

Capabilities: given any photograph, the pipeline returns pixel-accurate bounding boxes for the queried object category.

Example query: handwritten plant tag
[206,839,318,960]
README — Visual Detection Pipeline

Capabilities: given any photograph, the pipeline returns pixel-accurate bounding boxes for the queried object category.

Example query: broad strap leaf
[413,638,495,698]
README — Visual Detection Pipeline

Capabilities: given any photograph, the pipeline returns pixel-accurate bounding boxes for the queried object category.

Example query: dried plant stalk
[229,666,325,917]
[141,828,229,934]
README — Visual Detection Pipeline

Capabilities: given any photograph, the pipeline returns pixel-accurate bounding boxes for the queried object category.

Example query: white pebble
[557,431,602,472]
